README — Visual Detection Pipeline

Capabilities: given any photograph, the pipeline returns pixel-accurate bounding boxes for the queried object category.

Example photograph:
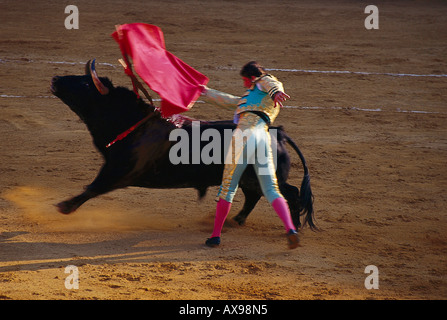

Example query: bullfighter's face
[242,76,256,89]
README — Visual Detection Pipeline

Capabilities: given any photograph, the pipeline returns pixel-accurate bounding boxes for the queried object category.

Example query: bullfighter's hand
[273,91,290,108]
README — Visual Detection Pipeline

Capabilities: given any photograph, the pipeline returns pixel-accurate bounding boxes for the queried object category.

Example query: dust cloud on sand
[4,186,173,233]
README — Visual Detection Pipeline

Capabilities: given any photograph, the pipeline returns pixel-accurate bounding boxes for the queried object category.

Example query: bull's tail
[282,130,317,230]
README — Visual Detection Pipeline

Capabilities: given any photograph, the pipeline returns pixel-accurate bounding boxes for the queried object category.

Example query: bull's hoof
[293,218,302,230]
[232,215,246,226]
[56,201,76,214]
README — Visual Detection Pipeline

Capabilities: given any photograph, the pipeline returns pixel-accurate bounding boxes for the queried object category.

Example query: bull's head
[51,59,151,151]
[50,59,115,122]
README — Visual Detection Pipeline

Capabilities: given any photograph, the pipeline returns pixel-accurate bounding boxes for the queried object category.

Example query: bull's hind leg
[279,183,302,229]
[232,187,262,226]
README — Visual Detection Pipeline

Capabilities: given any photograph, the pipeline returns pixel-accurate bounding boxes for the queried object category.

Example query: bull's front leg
[56,188,98,214]
[56,161,133,214]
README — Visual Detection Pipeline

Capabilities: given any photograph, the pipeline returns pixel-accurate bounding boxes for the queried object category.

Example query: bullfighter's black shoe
[205,237,221,247]
[287,229,299,249]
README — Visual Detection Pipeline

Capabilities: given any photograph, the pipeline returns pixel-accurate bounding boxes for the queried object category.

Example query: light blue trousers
[217,112,283,204]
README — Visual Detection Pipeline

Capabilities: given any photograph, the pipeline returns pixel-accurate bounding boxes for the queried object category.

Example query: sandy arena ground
[1,0,446,300]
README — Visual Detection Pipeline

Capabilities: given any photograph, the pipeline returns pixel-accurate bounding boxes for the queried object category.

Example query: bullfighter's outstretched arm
[200,86,240,110]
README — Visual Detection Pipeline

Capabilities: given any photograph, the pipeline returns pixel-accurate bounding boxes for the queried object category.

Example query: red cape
[112,23,208,117]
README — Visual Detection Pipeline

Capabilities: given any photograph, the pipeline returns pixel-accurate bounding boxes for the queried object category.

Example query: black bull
[50,61,315,230]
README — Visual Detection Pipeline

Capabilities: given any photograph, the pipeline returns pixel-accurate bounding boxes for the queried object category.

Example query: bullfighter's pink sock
[211,198,232,238]
[272,197,296,232]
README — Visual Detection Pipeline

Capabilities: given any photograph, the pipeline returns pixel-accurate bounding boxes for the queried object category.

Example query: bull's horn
[85,60,91,76]
[90,59,109,95]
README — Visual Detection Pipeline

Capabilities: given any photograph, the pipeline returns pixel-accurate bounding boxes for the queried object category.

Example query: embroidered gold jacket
[202,74,284,124]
